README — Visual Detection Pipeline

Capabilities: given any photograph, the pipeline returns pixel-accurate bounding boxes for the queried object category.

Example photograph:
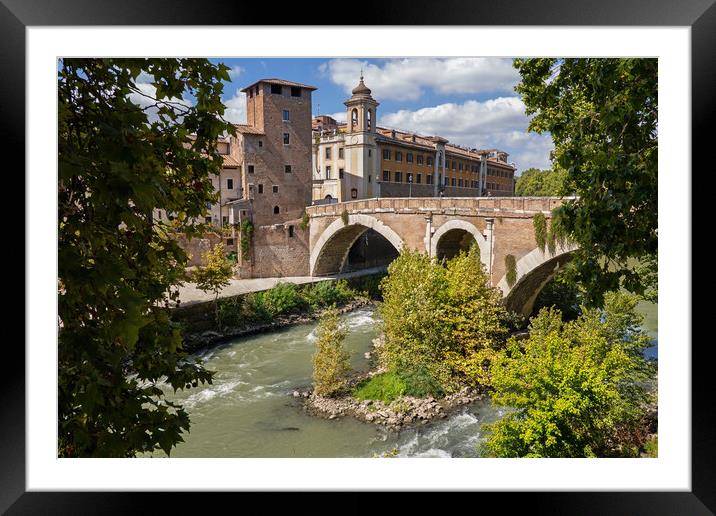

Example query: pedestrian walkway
[174,266,386,307]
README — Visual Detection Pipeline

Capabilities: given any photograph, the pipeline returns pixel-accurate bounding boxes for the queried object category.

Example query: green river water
[152,302,657,458]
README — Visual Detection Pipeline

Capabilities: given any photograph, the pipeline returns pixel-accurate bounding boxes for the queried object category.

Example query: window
[395,171,402,183]
[271,84,282,94]
[222,216,229,225]
[273,206,280,214]
[406,153,413,163]
[291,86,301,97]
[339,147,344,159]
[227,238,234,245]
[383,149,391,160]
[351,109,358,128]
[351,188,358,199]
[416,174,421,184]
[272,185,279,193]
[285,165,292,173]
[395,151,402,162]
[227,178,233,189]
[248,165,255,174]
[459,162,463,171]
[288,225,294,237]
[258,184,264,194]
[458,179,463,187]
[452,161,456,170]
[326,147,331,159]
[204,216,212,224]
[258,140,263,147]
[383,170,390,182]
[367,109,372,130]
[451,178,456,186]
[445,160,450,169]
[282,110,290,121]
[427,156,433,166]
[368,175,372,183]
[444,176,449,186]
[417,155,424,165]
[326,166,331,179]
[339,168,344,179]
[427,174,433,185]
[283,133,290,145]
[406,173,413,183]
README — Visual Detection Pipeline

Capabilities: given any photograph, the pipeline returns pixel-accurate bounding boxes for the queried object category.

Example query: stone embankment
[182,298,373,351]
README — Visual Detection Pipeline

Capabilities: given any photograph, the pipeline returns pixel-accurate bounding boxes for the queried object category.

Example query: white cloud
[379,97,553,171]
[127,73,193,120]
[321,58,519,101]
[223,89,247,124]
[228,65,243,80]
[328,111,346,123]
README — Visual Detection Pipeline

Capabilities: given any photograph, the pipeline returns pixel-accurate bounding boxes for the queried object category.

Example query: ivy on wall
[240,220,254,258]
[341,209,349,226]
[505,254,517,287]
[299,210,310,230]
[533,212,547,252]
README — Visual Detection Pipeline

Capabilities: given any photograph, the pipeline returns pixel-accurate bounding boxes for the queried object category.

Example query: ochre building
[311,76,517,204]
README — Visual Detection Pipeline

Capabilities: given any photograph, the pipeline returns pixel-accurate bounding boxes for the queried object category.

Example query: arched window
[367,109,372,130]
[351,109,358,129]
[273,206,280,214]
[351,188,358,199]
[325,194,333,200]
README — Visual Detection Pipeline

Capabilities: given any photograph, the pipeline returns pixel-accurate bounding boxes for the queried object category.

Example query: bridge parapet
[306,197,572,218]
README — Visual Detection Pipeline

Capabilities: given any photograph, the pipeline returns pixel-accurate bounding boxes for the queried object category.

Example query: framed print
[5,0,712,512]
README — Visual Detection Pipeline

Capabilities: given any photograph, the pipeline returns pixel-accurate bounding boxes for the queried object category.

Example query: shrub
[299,210,310,230]
[244,292,272,322]
[341,209,349,225]
[218,296,243,328]
[397,366,443,398]
[312,307,351,397]
[263,282,304,316]
[484,291,653,458]
[353,372,406,403]
[302,280,355,310]
[533,212,547,252]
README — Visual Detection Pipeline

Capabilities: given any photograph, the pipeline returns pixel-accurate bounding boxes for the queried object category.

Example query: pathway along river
[151,302,657,458]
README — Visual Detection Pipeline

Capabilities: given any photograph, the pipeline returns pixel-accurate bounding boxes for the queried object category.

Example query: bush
[312,307,351,397]
[301,280,355,310]
[484,291,653,458]
[217,296,243,328]
[353,372,406,403]
[244,292,272,322]
[263,282,305,316]
[396,367,443,398]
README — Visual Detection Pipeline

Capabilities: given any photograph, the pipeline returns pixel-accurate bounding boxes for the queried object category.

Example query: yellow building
[311,76,517,203]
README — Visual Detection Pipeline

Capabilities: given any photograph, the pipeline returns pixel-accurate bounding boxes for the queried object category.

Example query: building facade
[311,77,517,203]
[162,78,317,277]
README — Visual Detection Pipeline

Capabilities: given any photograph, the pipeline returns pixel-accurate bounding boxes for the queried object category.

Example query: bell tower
[345,72,379,134]
[342,73,380,199]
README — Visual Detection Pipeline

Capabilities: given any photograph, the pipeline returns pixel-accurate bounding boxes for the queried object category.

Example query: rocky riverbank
[296,335,488,432]
[182,298,375,352]
[301,385,486,432]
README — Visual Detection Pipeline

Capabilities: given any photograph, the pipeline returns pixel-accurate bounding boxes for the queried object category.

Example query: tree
[193,242,234,328]
[58,58,234,457]
[515,167,569,197]
[484,292,653,458]
[312,307,351,396]
[514,58,657,306]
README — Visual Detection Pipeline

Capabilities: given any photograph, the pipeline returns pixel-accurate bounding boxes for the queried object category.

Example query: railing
[306,196,574,217]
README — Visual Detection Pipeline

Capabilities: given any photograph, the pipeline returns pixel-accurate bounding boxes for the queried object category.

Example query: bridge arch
[497,243,578,317]
[311,213,404,276]
[430,219,490,269]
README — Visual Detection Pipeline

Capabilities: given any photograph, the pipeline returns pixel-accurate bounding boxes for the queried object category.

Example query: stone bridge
[306,197,578,316]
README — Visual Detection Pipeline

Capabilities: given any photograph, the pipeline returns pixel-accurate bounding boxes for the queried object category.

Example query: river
[151,302,657,458]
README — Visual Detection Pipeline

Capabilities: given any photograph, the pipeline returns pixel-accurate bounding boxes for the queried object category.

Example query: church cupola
[344,72,379,134]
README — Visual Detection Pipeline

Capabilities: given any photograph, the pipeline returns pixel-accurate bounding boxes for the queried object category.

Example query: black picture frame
[4,0,711,512]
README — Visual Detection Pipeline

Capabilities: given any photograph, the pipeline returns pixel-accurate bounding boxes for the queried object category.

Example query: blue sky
[205,58,554,172]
